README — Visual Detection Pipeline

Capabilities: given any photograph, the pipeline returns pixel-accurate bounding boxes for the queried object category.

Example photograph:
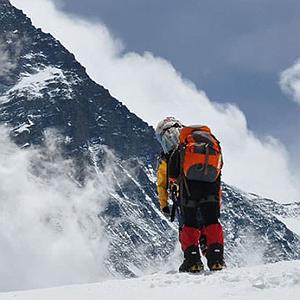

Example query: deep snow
[1,260,299,300]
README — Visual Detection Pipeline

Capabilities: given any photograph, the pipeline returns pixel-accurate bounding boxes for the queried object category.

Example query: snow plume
[0,41,16,78]
[0,32,23,80]
[228,229,267,268]
[280,59,300,105]
[0,43,13,76]
[0,127,117,292]
[11,0,300,203]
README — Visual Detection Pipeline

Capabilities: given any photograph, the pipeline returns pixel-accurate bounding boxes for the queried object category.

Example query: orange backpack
[179,125,223,182]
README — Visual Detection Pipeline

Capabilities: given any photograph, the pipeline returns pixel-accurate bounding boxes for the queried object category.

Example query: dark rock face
[0,0,159,162]
[0,0,299,276]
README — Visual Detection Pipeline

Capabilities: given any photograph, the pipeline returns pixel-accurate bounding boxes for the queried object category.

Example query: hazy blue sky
[56,0,300,147]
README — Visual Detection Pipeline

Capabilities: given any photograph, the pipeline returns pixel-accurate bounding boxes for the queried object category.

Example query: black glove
[161,206,171,219]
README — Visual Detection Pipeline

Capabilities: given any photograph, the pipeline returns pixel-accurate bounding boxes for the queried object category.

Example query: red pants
[179,202,224,251]
[179,223,224,251]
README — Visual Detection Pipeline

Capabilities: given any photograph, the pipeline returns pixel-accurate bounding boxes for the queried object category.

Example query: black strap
[170,200,177,222]
[204,143,209,175]
[178,144,192,202]
[170,189,178,222]
[182,174,192,199]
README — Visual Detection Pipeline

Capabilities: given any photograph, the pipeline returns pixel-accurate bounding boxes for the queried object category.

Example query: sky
[52,0,300,146]
[9,0,300,203]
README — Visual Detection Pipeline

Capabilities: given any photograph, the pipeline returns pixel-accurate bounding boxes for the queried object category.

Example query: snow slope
[1,260,300,300]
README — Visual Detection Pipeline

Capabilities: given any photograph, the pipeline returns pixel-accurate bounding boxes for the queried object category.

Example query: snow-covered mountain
[222,184,300,265]
[0,0,299,286]
[0,0,174,279]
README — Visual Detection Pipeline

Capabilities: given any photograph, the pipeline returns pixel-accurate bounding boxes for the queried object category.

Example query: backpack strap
[178,143,192,201]
[204,143,210,175]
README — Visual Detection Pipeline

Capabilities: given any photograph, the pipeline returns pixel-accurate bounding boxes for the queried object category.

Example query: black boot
[179,245,204,273]
[206,243,225,271]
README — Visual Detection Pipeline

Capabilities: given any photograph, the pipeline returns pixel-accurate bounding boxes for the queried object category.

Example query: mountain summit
[0,0,159,162]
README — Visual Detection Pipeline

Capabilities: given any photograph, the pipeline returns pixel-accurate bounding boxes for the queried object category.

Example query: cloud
[0,127,116,291]
[10,0,300,203]
[280,59,300,105]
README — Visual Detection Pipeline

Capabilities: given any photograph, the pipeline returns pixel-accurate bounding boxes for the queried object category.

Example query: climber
[155,117,225,272]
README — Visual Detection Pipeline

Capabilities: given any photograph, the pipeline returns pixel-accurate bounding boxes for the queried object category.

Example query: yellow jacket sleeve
[157,158,169,209]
